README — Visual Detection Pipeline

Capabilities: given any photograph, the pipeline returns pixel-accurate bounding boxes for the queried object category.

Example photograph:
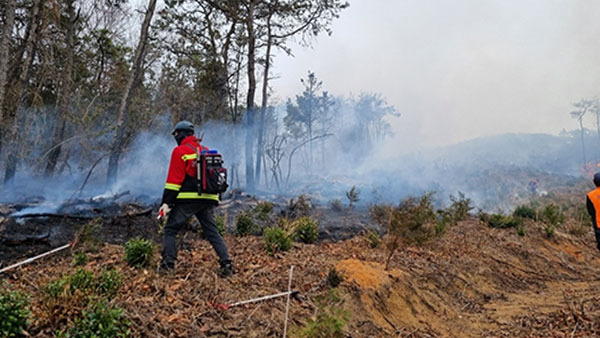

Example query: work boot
[218,260,234,278]
[157,262,174,276]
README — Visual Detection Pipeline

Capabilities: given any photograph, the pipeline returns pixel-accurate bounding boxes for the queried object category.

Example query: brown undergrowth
[2,215,600,337]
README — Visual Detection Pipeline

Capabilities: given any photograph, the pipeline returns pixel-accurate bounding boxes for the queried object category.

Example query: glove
[157,203,172,220]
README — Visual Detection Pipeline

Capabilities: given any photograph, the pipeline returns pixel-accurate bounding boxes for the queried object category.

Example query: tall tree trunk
[45,0,76,176]
[0,0,16,157]
[106,0,157,187]
[308,87,313,174]
[244,0,256,191]
[231,47,243,124]
[3,0,42,184]
[255,8,273,187]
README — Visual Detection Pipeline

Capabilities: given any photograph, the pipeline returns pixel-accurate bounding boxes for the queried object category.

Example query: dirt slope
[2,216,600,337]
[337,219,600,337]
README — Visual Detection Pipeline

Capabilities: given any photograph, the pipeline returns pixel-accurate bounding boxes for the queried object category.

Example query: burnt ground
[0,192,373,265]
[0,205,159,264]
[2,191,600,337]
[2,216,600,337]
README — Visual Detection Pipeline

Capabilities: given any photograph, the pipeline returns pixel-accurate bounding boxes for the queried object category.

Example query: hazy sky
[272,0,600,150]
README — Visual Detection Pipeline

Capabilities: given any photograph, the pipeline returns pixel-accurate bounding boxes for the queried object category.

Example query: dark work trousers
[594,226,600,252]
[161,203,230,267]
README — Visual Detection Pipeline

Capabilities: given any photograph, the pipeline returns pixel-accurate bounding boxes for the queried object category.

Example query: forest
[0,0,406,197]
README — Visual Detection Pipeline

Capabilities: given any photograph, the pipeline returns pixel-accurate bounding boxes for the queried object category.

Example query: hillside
[363,132,592,211]
[2,204,600,337]
[430,133,582,174]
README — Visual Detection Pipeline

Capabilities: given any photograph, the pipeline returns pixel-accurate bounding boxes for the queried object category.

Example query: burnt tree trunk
[0,0,16,157]
[254,7,274,186]
[3,0,42,184]
[45,0,76,176]
[106,0,157,187]
[244,0,257,191]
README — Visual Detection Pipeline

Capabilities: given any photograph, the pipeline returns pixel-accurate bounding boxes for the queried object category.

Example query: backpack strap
[184,143,200,153]
[183,143,204,192]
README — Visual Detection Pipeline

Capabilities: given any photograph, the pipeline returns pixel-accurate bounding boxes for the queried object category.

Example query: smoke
[0,103,591,216]
[108,131,173,202]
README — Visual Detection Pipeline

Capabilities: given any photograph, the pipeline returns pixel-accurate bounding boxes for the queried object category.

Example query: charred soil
[1,201,600,337]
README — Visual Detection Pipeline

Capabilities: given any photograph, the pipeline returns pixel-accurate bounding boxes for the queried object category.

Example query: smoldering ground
[0,104,593,216]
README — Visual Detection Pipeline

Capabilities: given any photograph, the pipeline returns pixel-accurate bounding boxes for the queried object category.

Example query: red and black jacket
[161,135,219,206]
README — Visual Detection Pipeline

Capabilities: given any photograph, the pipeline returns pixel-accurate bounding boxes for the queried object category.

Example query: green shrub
[295,289,349,338]
[571,204,592,227]
[73,253,88,266]
[293,217,319,244]
[446,192,473,222]
[77,218,104,251]
[254,201,274,213]
[286,195,312,219]
[263,227,292,255]
[346,186,360,208]
[435,220,447,235]
[539,204,564,227]
[215,215,226,235]
[276,217,295,233]
[44,278,68,298]
[516,225,526,236]
[45,268,122,300]
[69,269,94,293]
[0,288,30,337]
[365,229,381,248]
[96,269,123,298]
[436,208,453,234]
[235,212,261,236]
[253,202,274,221]
[299,311,347,338]
[544,224,555,238]
[369,204,390,224]
[477,209,490,223]
[370,192,437,270]
[487,214,521,229]
[59,301,130,338]
[330,199,344,212]
[513,205,537,220]
[124,238,155,268]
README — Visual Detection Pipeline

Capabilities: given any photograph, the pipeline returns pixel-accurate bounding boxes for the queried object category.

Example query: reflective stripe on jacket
[161,135,219,206]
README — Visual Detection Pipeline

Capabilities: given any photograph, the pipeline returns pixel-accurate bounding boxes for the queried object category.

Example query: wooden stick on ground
[283,265,295,338]
[0,243,71,274]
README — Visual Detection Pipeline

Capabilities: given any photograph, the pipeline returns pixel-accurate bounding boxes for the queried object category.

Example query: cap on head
[172,121,194,135]
[594,172,600,187]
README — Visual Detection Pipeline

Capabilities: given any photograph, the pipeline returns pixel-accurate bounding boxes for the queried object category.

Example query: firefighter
[158,121,234,277]
[586,172,600,252]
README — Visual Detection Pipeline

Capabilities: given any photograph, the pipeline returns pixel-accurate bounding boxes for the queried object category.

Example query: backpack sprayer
[195,147,228,194]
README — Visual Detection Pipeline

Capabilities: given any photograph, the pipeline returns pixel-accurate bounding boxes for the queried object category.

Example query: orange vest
[587,188,600,228]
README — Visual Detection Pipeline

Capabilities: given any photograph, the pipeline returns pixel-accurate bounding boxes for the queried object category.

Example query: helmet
[594,172,600,187]
[171,121,194,135]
